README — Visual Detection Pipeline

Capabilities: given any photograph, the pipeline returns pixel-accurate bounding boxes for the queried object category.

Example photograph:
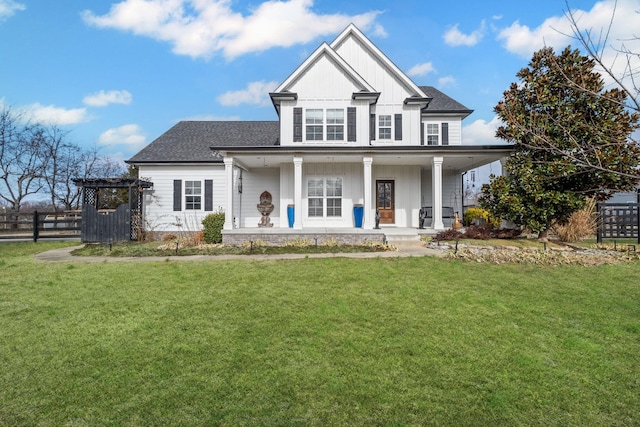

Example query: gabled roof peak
[330,24,427,98]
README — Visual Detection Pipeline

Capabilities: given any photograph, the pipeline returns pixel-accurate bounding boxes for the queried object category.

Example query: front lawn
[1,242,639,425]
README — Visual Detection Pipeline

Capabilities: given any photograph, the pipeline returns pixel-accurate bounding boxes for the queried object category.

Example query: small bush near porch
[1,242,639,425]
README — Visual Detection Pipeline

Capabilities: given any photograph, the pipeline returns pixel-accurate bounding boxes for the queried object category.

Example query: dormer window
[379,115,392,139]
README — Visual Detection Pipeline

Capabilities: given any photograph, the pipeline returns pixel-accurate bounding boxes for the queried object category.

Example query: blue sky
[1,0,638,167]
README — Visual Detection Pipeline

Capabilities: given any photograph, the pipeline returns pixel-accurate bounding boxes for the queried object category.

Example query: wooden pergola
[73,178,153,242]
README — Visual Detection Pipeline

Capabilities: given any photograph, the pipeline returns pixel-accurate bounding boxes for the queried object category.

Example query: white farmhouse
[128,24,511,244]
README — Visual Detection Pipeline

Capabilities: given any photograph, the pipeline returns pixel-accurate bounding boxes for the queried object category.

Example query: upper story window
[427,124,439,145]
[379,115,392,139]
[306,109,323,140]
[294,107,354,143]
[185,180,202,210]
[425,123,449,145]
[326,109,344,141]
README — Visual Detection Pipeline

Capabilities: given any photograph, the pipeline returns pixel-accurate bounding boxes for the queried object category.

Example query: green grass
[1,242,639,425]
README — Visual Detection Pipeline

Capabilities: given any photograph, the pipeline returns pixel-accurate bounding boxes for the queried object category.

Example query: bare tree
[0,107,47,212]
[494,1,640,183]
[563,0,639,113]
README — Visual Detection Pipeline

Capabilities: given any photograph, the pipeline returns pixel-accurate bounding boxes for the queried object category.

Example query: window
[326,178,342,216]
[379,115,391,139]
[308,177,342,217]
[427,123,439,145]
[326,109,344,141]
[308,178,324,217]
[306,109,323,140]
[185,181,202,210]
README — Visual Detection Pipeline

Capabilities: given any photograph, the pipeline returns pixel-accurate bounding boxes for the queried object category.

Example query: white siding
[288,54,361,99]
[334,36,414,104]
[139,164,225,233]
[373,165,421,227]
[422,116,463,146]
[420,168,463,214]
[237,168,280,228]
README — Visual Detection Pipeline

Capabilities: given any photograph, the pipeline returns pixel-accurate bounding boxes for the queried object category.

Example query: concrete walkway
[34,242,445,263]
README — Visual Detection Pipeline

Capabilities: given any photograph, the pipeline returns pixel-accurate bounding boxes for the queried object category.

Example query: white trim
[293,157,303,230]
[363,157,373,229]
[274,42,374,94]
[432,156,444,230]
[223,157,234,230]
[330,24,426,98]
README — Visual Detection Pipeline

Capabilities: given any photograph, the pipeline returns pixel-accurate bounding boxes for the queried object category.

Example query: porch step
[384,228,421,243]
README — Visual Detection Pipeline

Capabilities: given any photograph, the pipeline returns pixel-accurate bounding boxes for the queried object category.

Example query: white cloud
[437,75,456,87]
[24,103,90,125]
[497,0,640,92]
[217,80,278,106]
[97,124,146,147]
[498,0,639,58]
[407,62,436,77]
[462,116,504,145]
[444,20,486,47]
[0,0,25,21]
[82,0,382,59]
[83,90,132,107]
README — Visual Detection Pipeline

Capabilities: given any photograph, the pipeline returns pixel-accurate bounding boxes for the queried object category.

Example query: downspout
[461,171,468,213]
[237,168,243,228]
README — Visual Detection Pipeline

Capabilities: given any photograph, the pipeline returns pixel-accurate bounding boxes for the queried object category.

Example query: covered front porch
[216,146,510,244]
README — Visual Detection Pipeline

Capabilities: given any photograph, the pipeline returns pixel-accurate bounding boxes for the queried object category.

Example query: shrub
[161,233,177,241]
[435,229,463,241]
[463,207,501,228]
[551,198,597,242]
[202,211,225,244]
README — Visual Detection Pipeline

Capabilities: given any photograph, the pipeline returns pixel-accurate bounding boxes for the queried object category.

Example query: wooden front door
[376,180,395,224]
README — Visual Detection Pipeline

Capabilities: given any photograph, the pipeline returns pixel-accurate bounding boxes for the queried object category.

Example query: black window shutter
[370,114,375,141]
[442,123,449,145]
[394,114,402,141]
[347,107,356,142]
[293,107,302,142]
[173,180,182,211]
[204,179,213,211]
[420,122,424,145]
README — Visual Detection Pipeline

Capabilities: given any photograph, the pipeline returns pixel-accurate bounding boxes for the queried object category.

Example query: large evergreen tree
[480,46,640,239]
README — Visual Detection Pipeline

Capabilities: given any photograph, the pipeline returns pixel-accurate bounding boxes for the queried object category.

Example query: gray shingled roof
[127,121,279,163]
[128,89,472,163]
[420,86,473,115]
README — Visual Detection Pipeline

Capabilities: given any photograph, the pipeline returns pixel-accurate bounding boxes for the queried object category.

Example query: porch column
[500,156,510,177]
[363,157,373,229]
[432,156,444,230]
[293,156,303,230]
[223,157,234,230]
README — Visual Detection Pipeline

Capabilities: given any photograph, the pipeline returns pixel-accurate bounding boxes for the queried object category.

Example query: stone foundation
[222,229,385,246]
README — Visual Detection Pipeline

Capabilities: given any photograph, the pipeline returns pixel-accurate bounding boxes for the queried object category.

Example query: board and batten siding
[333,36,414,105]
[236,168,280,228]
[139,165,225,233]
[421,168,463,215]
[372,165,421,227]
[280,162,365,228]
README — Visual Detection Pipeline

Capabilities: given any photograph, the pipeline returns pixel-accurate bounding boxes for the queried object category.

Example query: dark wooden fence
[0,211,81,241]
[597,202,640,243]
[81,204,132,243]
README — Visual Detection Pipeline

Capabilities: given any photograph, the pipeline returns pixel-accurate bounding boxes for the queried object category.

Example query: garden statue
[257,191,274,227]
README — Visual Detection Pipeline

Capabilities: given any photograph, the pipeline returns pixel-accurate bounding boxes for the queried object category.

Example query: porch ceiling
[222,145,512,171]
